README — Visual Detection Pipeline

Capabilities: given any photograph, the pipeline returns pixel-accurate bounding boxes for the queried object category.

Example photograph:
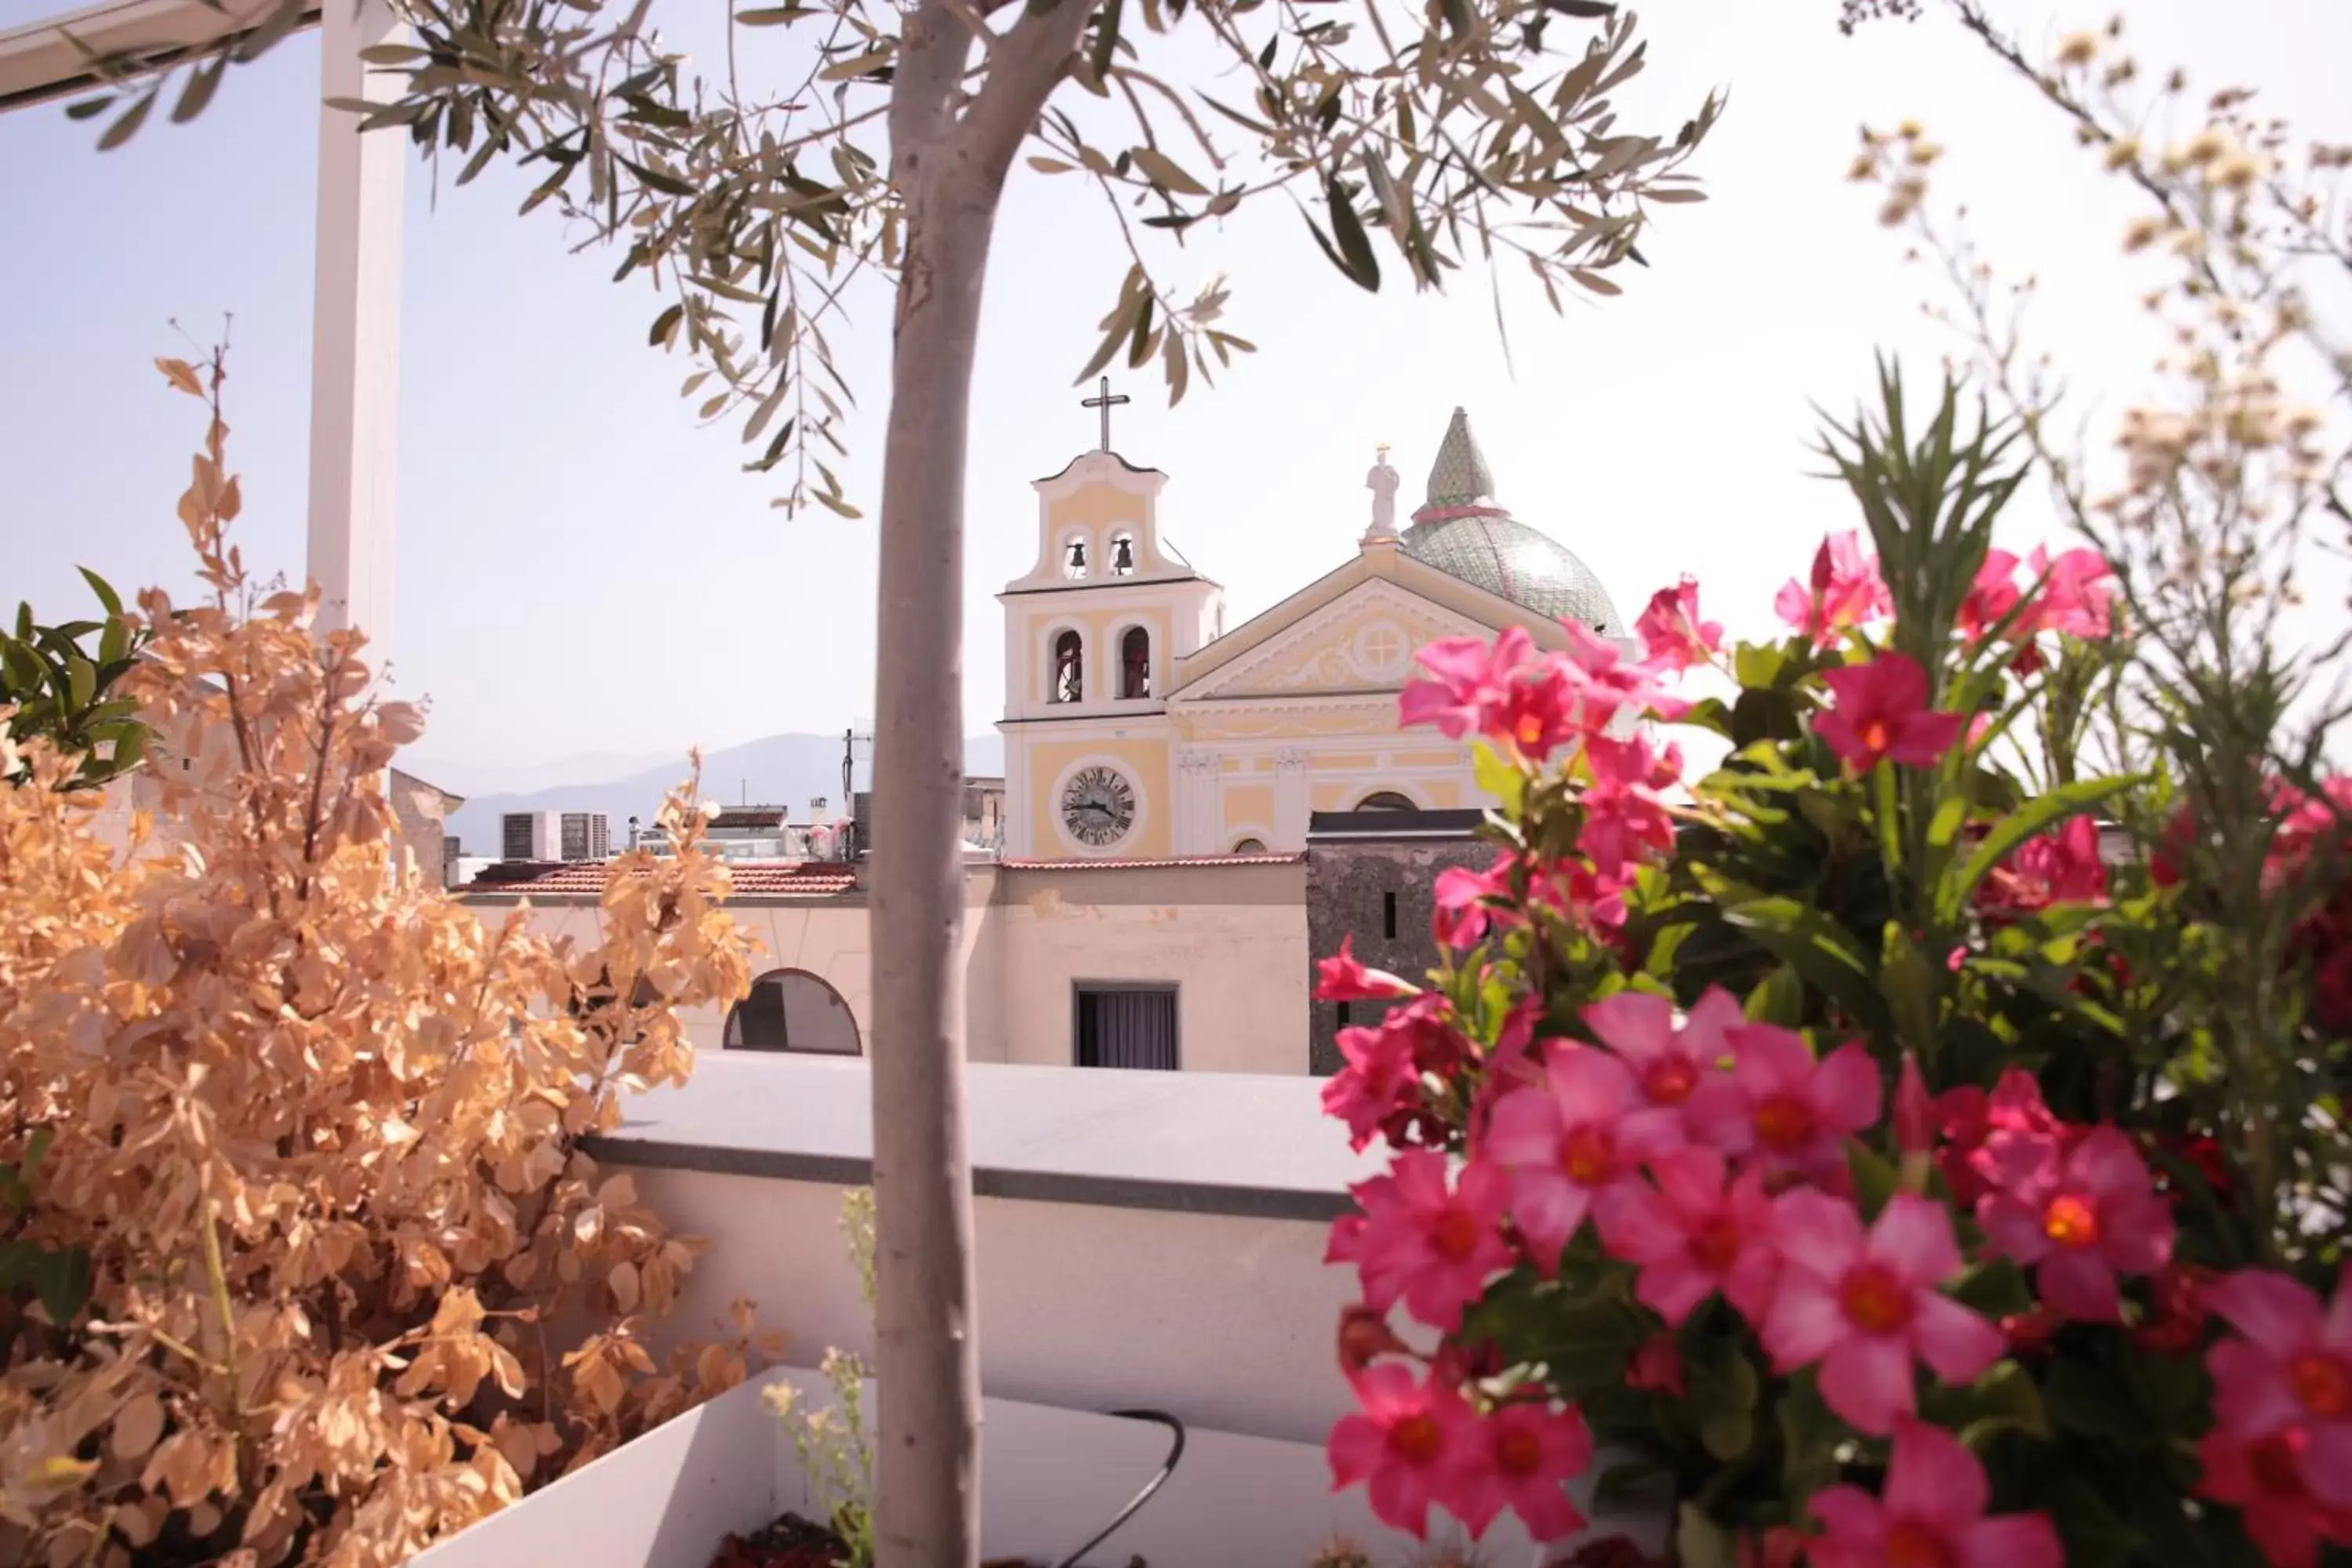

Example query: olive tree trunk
[868,3,1093,1562]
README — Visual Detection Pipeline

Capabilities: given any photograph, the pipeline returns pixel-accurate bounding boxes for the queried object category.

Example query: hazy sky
[2,0,2345,777]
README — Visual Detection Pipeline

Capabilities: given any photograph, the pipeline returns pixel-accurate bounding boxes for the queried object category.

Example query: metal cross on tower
[1080,376,1130,452]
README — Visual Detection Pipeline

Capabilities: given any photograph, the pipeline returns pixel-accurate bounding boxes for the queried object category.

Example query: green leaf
[1088,0,1124,85]
[96,86,157,151]
[1130,145,1207,197]
[1744,964,1803,1027]
[33,1247,89,1326]
[1879,921,1938,1058]
[171,52,229,123]
[1846,1141,1900,1218]
[1948,1257,2034,1318]
[1922,1358,2049,1450]
[1721,897,1890,1033]
[2051,1477,2144,1568]
[1776,1374,1843,1512]
[648,302,684,347]
[1472,740,1525,818]
[2042,1358,2153,1447]
[1941,775,2138,920]
[77,569,122,620]
[1322,179,1381,292]
[1675,1503,1738,1568]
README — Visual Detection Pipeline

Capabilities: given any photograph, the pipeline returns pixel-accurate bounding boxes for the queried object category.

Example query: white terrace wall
[466,858,1312,1073]
[589,1058,1382,1444]
[629,1167,1349,1443]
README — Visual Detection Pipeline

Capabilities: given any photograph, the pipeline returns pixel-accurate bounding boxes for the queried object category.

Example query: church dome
[1397,408,1624,636]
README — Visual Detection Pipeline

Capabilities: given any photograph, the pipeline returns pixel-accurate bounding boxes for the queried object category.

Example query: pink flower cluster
[1776,531,1893,648]
[1401,621,1687,764]
[1327,988,2087,1545]
[2198,1265,2352,1566]
[1958,545,2115,646]
[1331,557,2343,1563]
[1393,595,1712,969]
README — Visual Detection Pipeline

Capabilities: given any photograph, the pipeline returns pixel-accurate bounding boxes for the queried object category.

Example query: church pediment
[1169,579,1493,703]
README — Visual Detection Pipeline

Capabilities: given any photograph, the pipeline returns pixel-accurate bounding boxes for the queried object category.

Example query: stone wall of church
[1304,836,1492,1076]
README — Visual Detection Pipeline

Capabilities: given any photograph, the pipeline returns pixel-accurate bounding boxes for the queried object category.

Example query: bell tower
[996,384,1222,859]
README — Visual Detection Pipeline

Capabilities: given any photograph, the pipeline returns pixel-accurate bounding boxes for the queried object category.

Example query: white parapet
[0,0,312,111]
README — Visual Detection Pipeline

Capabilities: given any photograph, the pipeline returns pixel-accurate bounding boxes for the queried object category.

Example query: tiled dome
[1397,408,1624,635]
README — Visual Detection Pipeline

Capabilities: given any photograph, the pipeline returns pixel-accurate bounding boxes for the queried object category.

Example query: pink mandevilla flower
[1685,1022,1881,1183]
[1763,1192,2004,1434]
[1809,1417,2063,1568]
[1600,1145,1781,1327]
[1555,619,1690,731]
[1773,530,1892,647]
[2198,1425,2352,1568]
[1328,1363,1483,1537]
[1893,1053,1935,1159]
[1584,985,1740,1114]
[2203,1264,2352,1512]
[1330,1149,1515,1332]
[1577,735,1682,882]
[1635,576,1723,674]
[1399,627,1539,740]
[1315,935,1420,1003]
[1483,1043,1684,1271]
[1938,1067,2063,1208]
[2018,544,2115,641]
[1321,996,1466,1152]
[1432,858,1515,949]
[1958,548,2024,643]
[1815,652,1967,772]
[1978,815,2108,916]
[1451,1401,1595,1542]
[1976,1123,2174,1322]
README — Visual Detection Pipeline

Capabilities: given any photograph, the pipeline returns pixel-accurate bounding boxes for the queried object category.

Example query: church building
[998,405,1626,859]
[466,405,1633,1076]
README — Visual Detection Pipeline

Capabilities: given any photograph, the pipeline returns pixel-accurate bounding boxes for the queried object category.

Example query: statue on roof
[1364,444,1400,541]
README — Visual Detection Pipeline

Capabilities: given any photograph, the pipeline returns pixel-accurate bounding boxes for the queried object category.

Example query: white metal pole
[305,0,406,659]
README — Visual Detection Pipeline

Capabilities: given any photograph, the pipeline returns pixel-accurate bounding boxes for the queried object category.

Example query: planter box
[410,1367,1628,1568]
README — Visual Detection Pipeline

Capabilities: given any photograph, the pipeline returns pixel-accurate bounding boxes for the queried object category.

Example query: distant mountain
[402,748,681,800]
[441,731,1004,858]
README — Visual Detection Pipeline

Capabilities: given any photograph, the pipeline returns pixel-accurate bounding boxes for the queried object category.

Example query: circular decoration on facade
[1353,619,1410,681]
[1059,764,1138,848]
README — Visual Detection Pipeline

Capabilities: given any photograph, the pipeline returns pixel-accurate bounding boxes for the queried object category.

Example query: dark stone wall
[1304,838,1494,1075]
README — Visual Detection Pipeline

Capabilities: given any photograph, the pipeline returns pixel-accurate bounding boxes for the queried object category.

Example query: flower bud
[1336,1304,1406,1376]
[1627,1334,1686,1397]
[2000,1306,2063,1359]
[1893,1052,1935,1192]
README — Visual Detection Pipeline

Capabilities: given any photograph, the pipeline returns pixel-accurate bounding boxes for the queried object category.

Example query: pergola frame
[1,0,406,657]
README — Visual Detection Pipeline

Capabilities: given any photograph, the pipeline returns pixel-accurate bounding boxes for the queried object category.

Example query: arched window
[1120,626,1151,699]
[1062,535,1090,579]
[1109,532,1138,575]
[1354,790,1417,811]
[1052,630,1084,703]
[724,969,862,1054]
[1231,837,1268,855]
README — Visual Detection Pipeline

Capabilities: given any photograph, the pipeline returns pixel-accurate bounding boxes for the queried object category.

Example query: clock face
[1060,765,1137,848]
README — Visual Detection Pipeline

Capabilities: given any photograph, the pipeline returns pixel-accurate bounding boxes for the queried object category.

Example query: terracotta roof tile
[459,861,858,898]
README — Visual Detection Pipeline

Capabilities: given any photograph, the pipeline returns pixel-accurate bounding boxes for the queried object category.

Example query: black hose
[1047,1407,1186,1568]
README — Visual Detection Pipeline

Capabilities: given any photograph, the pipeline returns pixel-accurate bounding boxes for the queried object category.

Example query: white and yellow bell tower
[997,383,1224,860]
